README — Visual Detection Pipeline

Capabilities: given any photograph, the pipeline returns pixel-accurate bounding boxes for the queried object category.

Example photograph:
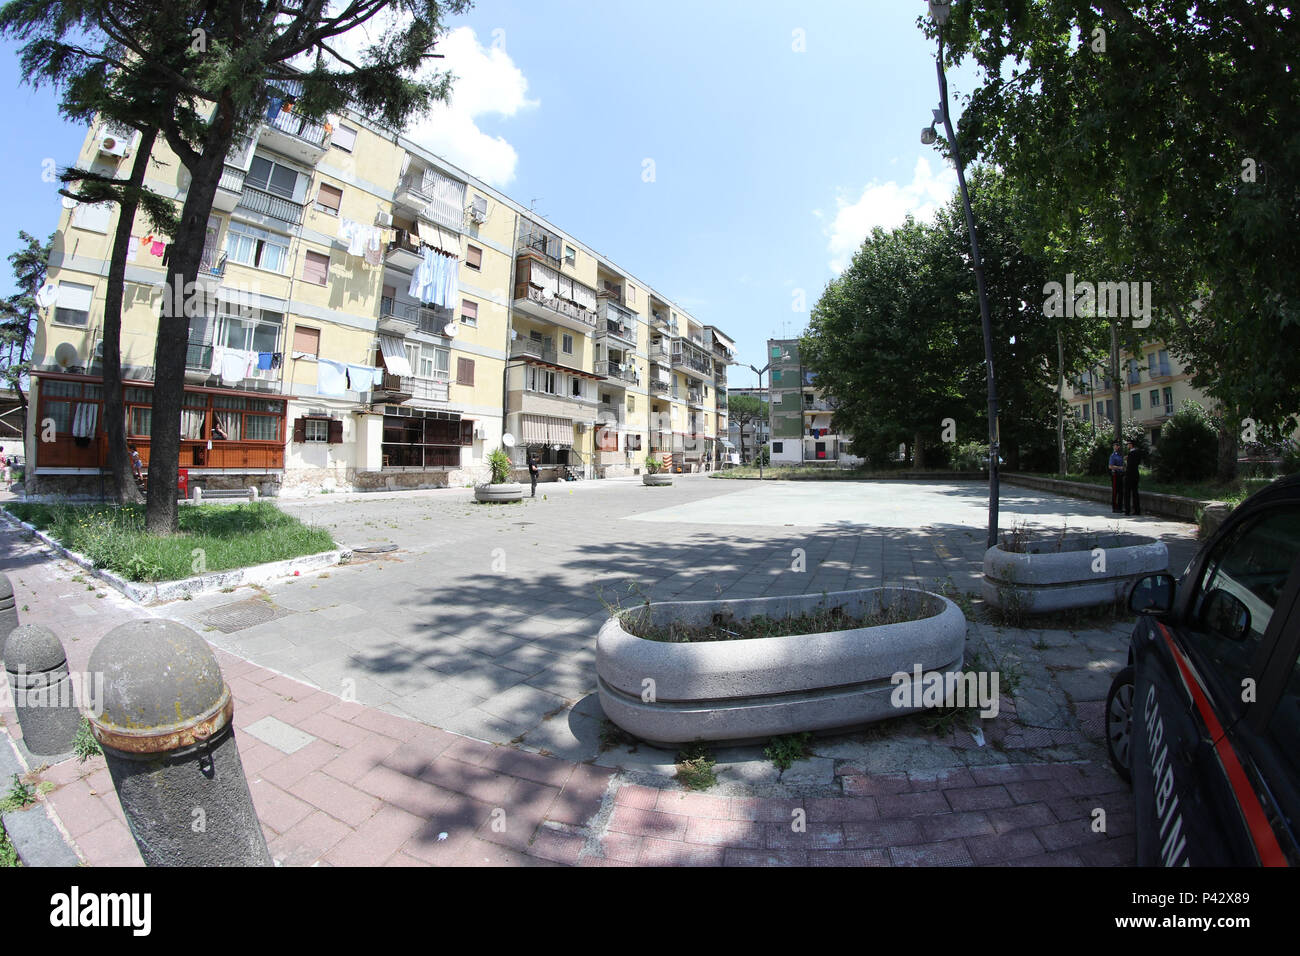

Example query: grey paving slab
[245,716,317,754]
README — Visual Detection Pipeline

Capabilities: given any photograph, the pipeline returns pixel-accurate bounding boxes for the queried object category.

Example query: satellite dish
[443,322,459,338]
[36,283,58,308]
[54,342,79,368]
[509,329,519,340]
[501,433,516,448]
[61,194,78,210]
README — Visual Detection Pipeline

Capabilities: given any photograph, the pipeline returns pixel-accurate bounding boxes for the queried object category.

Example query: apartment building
[29,87,731,495]
[1063,342,1199,446]
[725,386,770,463]
[766,338,859,465]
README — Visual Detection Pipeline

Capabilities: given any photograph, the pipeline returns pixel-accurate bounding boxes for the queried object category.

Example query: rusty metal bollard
[87,619,271,866]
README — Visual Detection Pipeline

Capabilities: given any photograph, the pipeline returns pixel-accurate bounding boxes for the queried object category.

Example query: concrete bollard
[2,625,83,756]
[248,486,258,502]
[192,486,203,505]
[0,572,18,647]
[87,620,272,866]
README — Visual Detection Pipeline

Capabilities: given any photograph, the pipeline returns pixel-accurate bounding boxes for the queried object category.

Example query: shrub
[950,440,989,471]
[1084,425,1116,476]
[644,455,664,474]
[1282,439,1300,476]
[755,446,771,467]
[486,447,512,484]
[1153,401,1218,483]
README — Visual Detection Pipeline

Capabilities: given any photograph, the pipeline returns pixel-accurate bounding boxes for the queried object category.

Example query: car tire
[1105,666,1135,785]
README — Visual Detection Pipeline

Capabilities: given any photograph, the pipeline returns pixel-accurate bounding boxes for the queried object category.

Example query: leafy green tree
[1153,401,1219,484]
[937,0,1300,480]
[0,231,52,426]
[727,393,767,464]
[2,0,471,530]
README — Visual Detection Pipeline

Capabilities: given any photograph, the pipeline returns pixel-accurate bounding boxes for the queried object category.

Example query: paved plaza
[0,477,1200,866]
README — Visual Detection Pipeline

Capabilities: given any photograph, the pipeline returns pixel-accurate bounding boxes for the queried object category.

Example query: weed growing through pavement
[765,732,814,771]
[675,743,717,790]
[73,717,102,763]
[598,719,638,753]
[1,774,34,812]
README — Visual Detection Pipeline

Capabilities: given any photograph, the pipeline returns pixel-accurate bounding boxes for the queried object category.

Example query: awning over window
[378,334,411,377]
[521,414,573,447]
[411,220,460,257]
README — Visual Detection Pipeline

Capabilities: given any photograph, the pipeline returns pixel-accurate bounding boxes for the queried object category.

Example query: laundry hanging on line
[315,359,348,397]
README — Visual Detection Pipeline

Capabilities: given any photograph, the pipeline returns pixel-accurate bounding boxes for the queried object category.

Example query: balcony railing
[401,376,450,403]
[265,106,329,147]
[236,185,304,226]
[596,301,638,346]
[650,311,677,334]
[514,285,598,329]
[648,379,669,394]
[648,344,670,364]
[510,338,559,364]
[593,360,638,384]
[218,165,246,193]
[687,389,704,405]
[394,170,465,232]
[596,403,623,425]
[671,342,712,375]
[803,398,834,412]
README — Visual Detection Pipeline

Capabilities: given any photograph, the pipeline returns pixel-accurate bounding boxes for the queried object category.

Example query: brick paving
[0,478,1178,866]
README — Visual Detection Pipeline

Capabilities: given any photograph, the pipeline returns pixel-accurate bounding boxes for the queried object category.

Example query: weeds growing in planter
[764,732,814,771]
[4,502,335,582]
[675,743,717,790]
[622,598,923,644]
[598,719,639,753]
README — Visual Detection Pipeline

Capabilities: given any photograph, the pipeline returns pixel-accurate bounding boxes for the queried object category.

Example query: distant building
[766,338,860,465]
[1063,341,1198,447]
[726,386,769,463]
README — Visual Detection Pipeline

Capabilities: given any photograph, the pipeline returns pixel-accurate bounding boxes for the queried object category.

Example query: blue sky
[0,0,979,389]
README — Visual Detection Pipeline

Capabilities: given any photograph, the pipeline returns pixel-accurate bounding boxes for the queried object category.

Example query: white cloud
[308,21,535,186]
[823,156,957,273]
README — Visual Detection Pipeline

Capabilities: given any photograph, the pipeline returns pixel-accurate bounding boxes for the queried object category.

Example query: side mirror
[1201,588,1251,642]
[1130,573,1176,615]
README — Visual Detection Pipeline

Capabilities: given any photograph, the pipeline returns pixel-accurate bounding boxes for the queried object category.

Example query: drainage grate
[202,599,293,634]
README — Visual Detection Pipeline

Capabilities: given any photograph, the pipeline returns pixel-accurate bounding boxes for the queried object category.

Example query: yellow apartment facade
[29,90,732,495]
[1063,342,1202,446]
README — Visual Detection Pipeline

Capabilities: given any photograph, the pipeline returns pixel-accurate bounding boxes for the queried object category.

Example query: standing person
[1124,439,1144,516]
[1108,441,1125,513]
[527,451,539,497]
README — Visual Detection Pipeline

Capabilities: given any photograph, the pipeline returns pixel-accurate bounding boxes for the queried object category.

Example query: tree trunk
[1217,418,1239,483]
[102,128,158,505]
[912,431,925,470]
[1110,321,1123,444]
[1057,330,1066,475]
[145,147,228,533]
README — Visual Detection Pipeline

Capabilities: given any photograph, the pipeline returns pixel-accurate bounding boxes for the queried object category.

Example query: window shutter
[302,250,329,285]
[293,417,306,443]
[460,299,478,320]
[466,245,482,268]
[327,419,343,444]
[460,420,474,445]
[316,183,342,215]
[292,326,320,356]
[457,357,474,386]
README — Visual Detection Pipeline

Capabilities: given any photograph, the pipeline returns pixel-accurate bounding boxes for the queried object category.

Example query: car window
[1189,506,1300,681]
[1268,648,1300,787]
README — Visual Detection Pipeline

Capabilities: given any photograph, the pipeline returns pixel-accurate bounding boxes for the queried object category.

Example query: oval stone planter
[597,588,966,746]
[982,533,1168,613]
[474,482,524,503]
[642,473,673,486]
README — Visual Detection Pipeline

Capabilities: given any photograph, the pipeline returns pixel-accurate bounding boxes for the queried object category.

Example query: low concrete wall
[597,588,966,746]
[982,533,1168,613]
[1000,472,1217,524]
[642,474,673,486]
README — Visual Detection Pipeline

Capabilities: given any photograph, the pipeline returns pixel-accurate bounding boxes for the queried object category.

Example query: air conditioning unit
[374,210,393,227]
[467,198,487,224]
[472,422,485,439]
[99,135,130,158]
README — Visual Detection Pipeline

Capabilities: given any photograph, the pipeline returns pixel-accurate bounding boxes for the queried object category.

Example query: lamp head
[928,0,952,26]
[920,125,938,146]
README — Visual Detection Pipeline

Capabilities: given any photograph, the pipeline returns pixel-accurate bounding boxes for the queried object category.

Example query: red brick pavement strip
[14,622,1137,868]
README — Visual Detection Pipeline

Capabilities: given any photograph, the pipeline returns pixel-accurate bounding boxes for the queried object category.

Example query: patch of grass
[1,774,34,812]
[0,821,18,866]
[622,596,922,644]
[73,717,102,763]
[764,732,814,771]
[934,576,975,619]
[4,502,336,582]
[1019,470,1272,506]
[675,743,717,791]
[919,705,978,737]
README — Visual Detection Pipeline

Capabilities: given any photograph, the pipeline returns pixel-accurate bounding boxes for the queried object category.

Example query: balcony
[516,221,563,267]
[648,379,669,395]
[236,185,304,226]
[715,364,728,385]
[650,311,677,335]
[385,228,424,271]
[214,165,245,212]
[593,360,638,386]
[595,301,638,348]
[184,344,282,391]
[687,388,704,407]
[596,403,623,426]
[671,340,713,381]
[803,398,834,413]
[648,343,670,365]
[513,282,598,334]
[392,168,466,231]
[259,105,331,164]
[401,375,450,406]
[510,337,558,365]
[716,392,728,410]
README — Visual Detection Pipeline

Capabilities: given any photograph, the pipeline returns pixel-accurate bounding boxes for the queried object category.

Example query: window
[293,326,320,357]
[1132,392,1142,411]
[381,410,470,467]
[627,284,636,304]
[331,124,358,152]
[314,183,342,216]
[528,367,558,394]
[564,245,576,265]
[1082,405,1090,422]
[572,376,583,398]
[219,308,282,355]
[466,245,482,270]
[1163,386,1173,410]
[1147,353,1157,378]
[1188,506,1300,714]
[773,442,783,453]
[245,156,300,199]
[627,395,635,412]
[381,285,397,317]
[226,221,290,272]
[627,434,642,451]
[295,416,341,444]
[562,333,573,354]
[1158,349,1171,376]
[456,357,474,386]
[72,202,113,234]
[302,250,330,286]
[1150,389,1160,408]
[53,282,93,327]
[304,419,329,443]
[460,298,478,327]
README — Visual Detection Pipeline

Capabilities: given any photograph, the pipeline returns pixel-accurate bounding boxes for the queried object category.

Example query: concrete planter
[474,482,524,503]
[597,588,966,746]
[642,473,673,486]
[982,533,1168,613]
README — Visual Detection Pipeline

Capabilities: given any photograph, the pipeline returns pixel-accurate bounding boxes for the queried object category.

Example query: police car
[1106,474,1300,866]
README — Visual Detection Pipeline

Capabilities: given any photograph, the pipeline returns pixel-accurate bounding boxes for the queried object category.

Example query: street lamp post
[749,363,770,480]
[923,0,1000,548]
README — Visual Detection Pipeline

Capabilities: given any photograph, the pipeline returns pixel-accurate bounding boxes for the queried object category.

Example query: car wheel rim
[1108,682,1134,768]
